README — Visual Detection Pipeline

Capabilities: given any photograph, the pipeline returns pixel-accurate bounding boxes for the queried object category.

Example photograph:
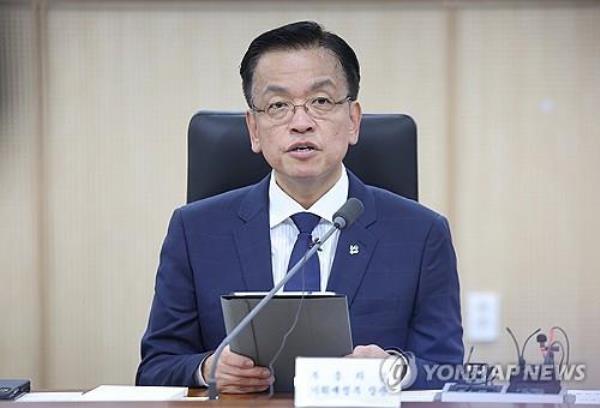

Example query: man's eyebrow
[260,79,336,97]
[310,79,336,91]
[263,84,289,95]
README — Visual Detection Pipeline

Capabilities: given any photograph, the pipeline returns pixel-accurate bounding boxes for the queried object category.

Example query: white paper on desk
[16,392,84,402]
[81,385,187,401]
[400,390,440,402]
[441,391,565,404]
[568,390,600,405]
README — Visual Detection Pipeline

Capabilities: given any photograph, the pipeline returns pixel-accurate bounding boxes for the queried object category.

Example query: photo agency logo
[379,350,411,393]
[422,363,587,383]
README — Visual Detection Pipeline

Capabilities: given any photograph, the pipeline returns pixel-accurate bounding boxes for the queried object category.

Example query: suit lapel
[234,175,274,291]
[326,171,378,307]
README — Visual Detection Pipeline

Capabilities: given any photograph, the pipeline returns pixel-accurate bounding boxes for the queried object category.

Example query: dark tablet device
[221,292,353,393]
[0,379,30,400]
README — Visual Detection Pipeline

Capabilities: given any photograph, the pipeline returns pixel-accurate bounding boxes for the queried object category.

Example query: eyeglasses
[251,95,352,123]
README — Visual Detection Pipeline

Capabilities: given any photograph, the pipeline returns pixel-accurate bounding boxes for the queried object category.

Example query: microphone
[332,197,364,229]
[505,327,540,367]
[505,327,564,394]
[207,198,364,399]
[536,333,548,352]
[505,327,524,367]
[537,333,562,366]
[536,333,548,345]
[521,328,541,363]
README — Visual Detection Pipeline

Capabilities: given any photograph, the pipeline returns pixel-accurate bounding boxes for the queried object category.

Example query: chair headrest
[187,111,418,203]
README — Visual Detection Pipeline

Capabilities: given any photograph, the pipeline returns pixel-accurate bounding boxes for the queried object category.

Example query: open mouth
[288,143,318,153]
[291,145,315,152]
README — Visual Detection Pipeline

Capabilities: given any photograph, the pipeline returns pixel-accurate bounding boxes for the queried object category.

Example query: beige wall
[1,0,598,390]
[0,0,43,388]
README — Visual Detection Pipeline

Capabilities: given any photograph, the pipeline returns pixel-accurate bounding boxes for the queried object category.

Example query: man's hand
[202,345,274,394]
[345,344,390,358]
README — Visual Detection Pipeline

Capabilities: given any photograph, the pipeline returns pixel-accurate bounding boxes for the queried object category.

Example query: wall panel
[453,4,600,386]
[0,2,43,387]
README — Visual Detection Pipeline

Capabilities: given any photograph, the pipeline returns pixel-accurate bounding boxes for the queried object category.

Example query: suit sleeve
[406,214,464,389]
[136,208,210,386]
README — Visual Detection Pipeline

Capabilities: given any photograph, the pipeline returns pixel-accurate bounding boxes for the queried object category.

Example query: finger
[217,372,274,388]
[352,344,387,358]
[218,371,273,387]
[220,364,271,379]
[221,347,255,369]
[220,384,270,394]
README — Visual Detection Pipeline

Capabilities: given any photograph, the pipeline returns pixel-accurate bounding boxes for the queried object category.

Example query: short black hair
[240,21,360,107]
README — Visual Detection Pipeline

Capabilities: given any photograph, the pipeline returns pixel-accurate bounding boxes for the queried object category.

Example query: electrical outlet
[466,291,500,343]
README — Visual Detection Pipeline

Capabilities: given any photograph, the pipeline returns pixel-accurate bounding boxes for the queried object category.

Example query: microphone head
[333,198,364,230]
[536,333,547,344]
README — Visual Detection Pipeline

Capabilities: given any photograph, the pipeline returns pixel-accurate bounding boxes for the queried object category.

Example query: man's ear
[245,110,262,153]
[348,100,362,146]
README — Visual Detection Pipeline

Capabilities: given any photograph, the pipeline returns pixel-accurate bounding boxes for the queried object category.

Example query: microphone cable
[267,234,321,397]
[521,328,541,364]
[549,340,565,367]
[266,257,309,397]
[550,326,570,365]
[505,327,523,365]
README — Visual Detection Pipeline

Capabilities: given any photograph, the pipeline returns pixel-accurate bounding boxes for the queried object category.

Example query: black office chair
[187,111,418,203]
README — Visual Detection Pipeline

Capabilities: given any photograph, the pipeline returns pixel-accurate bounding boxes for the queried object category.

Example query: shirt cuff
[196,352,213,387]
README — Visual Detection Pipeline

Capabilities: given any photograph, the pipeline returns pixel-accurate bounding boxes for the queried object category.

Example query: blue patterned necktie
[283,212,321,291]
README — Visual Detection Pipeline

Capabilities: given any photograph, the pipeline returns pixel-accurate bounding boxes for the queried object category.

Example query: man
[136,21,463,393]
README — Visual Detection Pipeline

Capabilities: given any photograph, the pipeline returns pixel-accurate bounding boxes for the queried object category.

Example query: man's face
[246,47,361,193]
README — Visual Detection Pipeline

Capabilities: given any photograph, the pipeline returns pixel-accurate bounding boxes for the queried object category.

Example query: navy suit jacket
[136,171,463,388]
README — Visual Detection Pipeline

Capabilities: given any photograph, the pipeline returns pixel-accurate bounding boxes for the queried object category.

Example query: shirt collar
[269,167,349,229]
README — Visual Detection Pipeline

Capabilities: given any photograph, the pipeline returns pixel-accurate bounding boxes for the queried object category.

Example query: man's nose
[289,105,315,133]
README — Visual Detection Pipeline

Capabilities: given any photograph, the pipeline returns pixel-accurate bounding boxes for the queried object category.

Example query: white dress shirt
[269,168,348,291]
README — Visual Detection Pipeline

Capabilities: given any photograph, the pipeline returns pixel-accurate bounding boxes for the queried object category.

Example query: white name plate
[294,357,402,407]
